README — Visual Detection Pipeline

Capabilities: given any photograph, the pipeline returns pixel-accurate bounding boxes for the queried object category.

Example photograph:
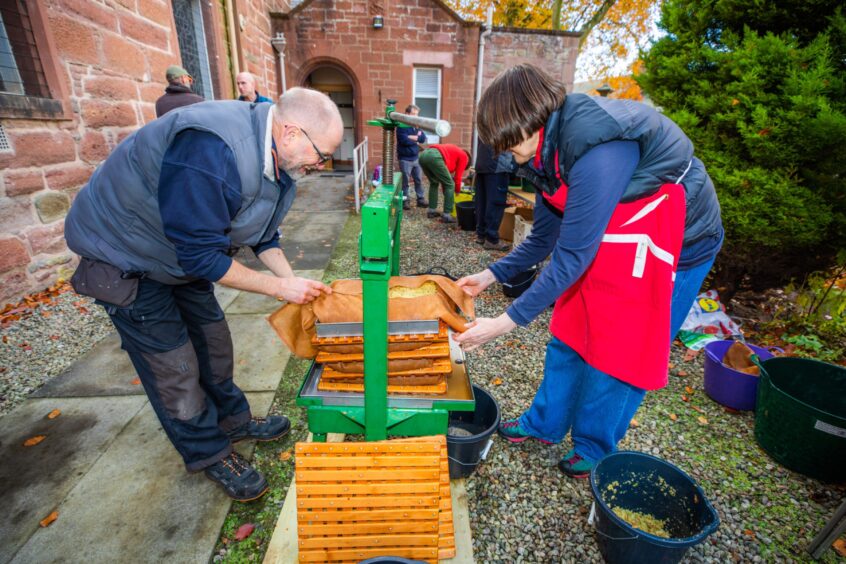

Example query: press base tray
[298,328,474,409]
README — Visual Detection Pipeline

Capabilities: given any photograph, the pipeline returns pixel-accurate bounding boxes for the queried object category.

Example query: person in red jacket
[418,143,472,223]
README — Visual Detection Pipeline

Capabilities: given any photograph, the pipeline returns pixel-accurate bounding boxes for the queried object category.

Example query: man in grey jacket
[65,88,343,501]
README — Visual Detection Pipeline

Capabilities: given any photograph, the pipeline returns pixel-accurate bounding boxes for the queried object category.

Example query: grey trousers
[399,158,425,200]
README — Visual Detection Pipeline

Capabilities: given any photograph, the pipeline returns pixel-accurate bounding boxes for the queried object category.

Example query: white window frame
[412,66,442,142]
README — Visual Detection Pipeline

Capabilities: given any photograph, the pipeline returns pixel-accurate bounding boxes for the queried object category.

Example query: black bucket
[455,201,476,231]
[589,451,720,564]
[502,266,538,298]
[446,385,500,479]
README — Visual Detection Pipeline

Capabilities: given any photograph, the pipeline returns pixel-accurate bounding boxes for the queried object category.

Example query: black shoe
[426,210,440,218]
[403,201,411,210]
[475,235,486,245]
[440,214,456,224]
[204,452,269,501]
[227,415,291,443]
[417,199,428,207]
[484,240,511,251]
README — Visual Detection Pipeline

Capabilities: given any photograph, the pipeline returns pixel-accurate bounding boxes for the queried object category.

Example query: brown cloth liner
[268,275,474,358]
[722,341,760,376]
[325,358,434,374]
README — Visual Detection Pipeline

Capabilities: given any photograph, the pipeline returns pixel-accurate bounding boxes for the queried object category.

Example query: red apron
[543,149,687,391]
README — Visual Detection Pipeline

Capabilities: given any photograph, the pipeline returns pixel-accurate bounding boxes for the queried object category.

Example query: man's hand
[275,276,331,304]
[453,313,517,351]
[456,269,496,297]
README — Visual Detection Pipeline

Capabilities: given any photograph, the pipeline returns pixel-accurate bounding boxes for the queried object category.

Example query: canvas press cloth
[268,275,475,360]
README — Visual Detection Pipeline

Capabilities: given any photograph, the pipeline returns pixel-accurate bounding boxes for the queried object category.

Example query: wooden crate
[295,441,445,564]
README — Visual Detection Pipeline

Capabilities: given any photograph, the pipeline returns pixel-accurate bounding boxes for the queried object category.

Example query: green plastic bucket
[754,356,846,483]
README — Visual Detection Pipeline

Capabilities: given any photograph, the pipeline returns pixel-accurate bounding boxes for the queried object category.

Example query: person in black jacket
[474,141,514,250]
[396,104,428,210]
[155,65,204,117]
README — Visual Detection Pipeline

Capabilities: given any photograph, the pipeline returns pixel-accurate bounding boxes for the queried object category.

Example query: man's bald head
[236,72,257,100]
[271,87,344,179]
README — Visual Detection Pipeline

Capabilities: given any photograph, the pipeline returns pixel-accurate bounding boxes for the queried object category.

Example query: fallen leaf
[685,386,694,394]
[221,537,230,545]
[279,449,292,461]
[667,362,675,370]
[2,335,7,343]
[683,349,700,362]
[23,435,46,447]
[492,377,503,386]
[39,511,58,527]
[47,409,61,419]
[681,395,690,402]
[131,378,141,385]
[234,523,256,541]
[743,529,755,537]
[49,335,60,341]
[723,406,741,415]
[697,416,709,425]
[833,538,846,557]
[677,370,689,377]
[691,405,704,413]
[669,413,678,421]
[629,418,639,428]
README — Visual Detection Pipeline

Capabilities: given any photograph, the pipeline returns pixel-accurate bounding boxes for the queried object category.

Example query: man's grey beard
[278,154,307,181]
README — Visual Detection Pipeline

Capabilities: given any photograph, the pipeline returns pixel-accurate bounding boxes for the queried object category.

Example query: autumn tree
[449,0,660,83]
[638,1,846,292]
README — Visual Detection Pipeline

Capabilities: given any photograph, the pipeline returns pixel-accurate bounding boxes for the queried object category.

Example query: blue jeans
[101,278,251,471]
[519,257,715,463]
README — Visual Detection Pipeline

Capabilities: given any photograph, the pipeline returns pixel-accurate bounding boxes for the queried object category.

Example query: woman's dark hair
[476,64,567,153]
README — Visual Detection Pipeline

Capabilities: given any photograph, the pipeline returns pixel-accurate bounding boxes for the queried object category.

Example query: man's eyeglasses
[296,126,330,165]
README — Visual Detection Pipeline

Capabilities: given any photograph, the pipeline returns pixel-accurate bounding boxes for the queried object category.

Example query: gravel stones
[0,291,111,416]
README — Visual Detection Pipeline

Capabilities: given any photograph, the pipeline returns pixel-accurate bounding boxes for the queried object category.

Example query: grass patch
[213,211,360,563]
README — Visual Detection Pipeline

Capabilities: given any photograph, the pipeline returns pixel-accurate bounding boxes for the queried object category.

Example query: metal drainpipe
[224,0,240,79]
[471,5,494,167]
[271,33,287,94]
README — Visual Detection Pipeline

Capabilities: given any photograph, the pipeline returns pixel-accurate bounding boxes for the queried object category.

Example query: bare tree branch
[578,0,618,49]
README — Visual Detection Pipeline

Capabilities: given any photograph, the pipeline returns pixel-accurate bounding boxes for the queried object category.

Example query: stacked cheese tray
[312,320,452,395]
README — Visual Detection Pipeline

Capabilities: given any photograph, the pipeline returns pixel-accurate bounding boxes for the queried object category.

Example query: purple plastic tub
[703,340,779,411]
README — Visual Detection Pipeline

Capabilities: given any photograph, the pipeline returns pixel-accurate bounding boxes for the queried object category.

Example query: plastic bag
[679,289,742,339]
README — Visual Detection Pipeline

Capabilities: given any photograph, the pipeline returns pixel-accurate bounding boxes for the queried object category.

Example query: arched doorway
[304,66,355,171]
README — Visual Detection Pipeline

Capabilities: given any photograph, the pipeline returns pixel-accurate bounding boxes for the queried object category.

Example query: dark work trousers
[99,278,250,471]
[474,171,511,243]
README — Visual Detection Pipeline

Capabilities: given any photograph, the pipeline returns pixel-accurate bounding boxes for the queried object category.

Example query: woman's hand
[275,276,331,304]
[453,313,517,351]
[456,269,496,297]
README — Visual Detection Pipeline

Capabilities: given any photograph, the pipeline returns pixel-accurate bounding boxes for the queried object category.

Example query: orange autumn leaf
[47,409,61,419]
[677,370,689,377]
[131,378,141,385]
[681,395,689,402]
[279,449,292,461]
[39,511,58,527]
[683,349,700,362]
[492,377,503,386]
[629,418,639,428]
[731,99,740,106]
[685,386,694,394]
[697,416,709,425]
[23,435,46,447]
[691,405,704,414]
[667,362,675,370]
[669,413,678,421]
[833,538,846,557]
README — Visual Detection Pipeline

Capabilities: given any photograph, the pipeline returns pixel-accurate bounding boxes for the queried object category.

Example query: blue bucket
[589,451,720,564]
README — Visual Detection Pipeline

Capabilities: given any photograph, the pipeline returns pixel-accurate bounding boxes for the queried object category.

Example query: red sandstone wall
[274,0,481,166]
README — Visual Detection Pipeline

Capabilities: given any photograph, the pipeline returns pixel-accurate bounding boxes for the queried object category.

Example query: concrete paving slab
[230,314,290,392]
[289,173,352,213]
[31,334,142,398]
[0,396,147,563]
[279,211,349,270]
[9,392,275,564]
[214,283,242,311]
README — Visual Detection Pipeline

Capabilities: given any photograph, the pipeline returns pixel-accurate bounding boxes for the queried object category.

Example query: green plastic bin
[754,356,846,483]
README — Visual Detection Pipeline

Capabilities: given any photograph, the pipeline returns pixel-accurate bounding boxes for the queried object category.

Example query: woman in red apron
[454,64,723,478]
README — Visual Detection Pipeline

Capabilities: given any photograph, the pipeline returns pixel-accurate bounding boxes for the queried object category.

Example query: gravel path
[0,286,111,416]
[398,204,845,563]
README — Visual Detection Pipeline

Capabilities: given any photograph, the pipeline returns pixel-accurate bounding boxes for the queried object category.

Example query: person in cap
[236,72,273,104]
[66,88,344,501]
[155,65,204,117]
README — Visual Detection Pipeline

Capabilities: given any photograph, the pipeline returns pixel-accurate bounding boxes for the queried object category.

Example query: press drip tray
[299,329,474,409]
